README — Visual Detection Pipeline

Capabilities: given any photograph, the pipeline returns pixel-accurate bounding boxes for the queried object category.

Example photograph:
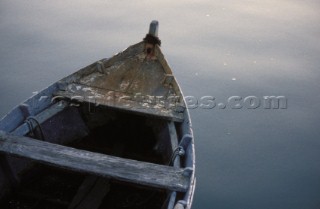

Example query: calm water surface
[1,1,320,208]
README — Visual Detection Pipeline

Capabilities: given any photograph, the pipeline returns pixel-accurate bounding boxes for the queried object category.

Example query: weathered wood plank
[55,90,184,122]
[168,122,180,168]
[165,122,180,209]
[0,108,25,133]
[0,132,189,192]
[68,134,125,209]
[0,83,60,133]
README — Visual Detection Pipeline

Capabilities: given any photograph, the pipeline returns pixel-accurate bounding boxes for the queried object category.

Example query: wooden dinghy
[0,21,195,209]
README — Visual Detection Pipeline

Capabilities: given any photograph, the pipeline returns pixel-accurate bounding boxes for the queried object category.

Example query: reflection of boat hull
[0,22,195,209]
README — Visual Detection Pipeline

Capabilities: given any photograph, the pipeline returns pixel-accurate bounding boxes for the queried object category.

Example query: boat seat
[0,132,191,192]
[55,86,184,122]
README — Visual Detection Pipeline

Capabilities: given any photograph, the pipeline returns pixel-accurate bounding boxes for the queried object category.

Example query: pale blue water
[1,1,320,208]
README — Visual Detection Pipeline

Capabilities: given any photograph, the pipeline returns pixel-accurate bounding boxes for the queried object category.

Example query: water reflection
[1,0,320,209]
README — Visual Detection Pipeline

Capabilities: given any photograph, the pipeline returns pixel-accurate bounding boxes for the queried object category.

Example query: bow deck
[55,42,185,121]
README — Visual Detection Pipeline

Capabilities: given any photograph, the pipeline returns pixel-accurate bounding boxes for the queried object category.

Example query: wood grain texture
[0,132,189,192]
[54,41,186,122]
[68,132,126,209]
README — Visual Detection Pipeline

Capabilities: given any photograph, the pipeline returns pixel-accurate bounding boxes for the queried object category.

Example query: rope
[25,119,35,137]
[143,34,161,46]
[25,116,45,140]
[168,146,185,166]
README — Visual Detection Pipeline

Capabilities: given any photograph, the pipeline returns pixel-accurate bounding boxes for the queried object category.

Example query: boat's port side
[0,102,90,195]
[0,83,60,133]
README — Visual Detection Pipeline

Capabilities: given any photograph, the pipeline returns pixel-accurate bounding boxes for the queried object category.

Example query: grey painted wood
[68,132,125,209]
[0,108,25,132]
[174,203,185,209]
[0,132,189,192]
[166,122,180,209]
[11,101,68,136]
[167,191,177,209]
[168,122,180,168]
[0,83,60,132]
[23,83,60,116]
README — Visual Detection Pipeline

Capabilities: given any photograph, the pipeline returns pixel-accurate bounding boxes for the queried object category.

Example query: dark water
[1,1,320,208]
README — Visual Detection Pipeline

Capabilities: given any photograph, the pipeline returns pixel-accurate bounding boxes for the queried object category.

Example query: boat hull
[0,41,195,209]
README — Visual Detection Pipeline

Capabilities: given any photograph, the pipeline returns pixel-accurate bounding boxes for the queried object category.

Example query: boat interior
[0,100,192,209]
[0,40,194,209]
